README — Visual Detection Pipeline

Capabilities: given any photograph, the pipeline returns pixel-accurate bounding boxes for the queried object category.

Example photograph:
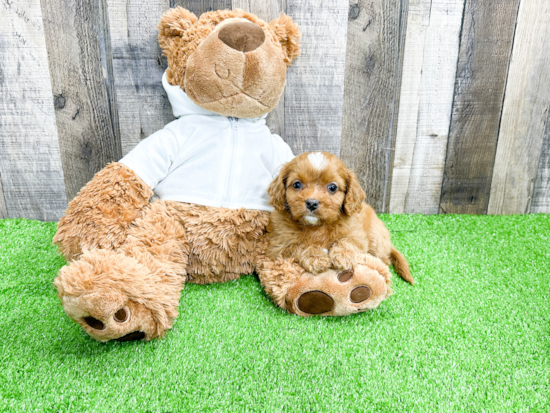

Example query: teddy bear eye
[327,183,338,193]
[292,181,302,190]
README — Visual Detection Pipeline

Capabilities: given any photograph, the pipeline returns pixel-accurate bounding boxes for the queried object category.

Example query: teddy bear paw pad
[350,286,372,303]
[296,291,335,314]
[116,331,146,342]
[287,265,389,316]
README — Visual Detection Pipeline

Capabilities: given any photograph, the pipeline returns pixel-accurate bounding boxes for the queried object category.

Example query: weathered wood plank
[0,0,67,221]
[0,173,7,219]
[340,0,409,213]
[284,0,349,155]
[382,0,409,214]
[439,0,520,215]
[390,0,465,214]
[107,0,174,155]
[488,0,550,215]
[388,0,431,213]
[170,0,232,15]
[41,0,122,202]
[531,120,550,213]
[232,0,286,138]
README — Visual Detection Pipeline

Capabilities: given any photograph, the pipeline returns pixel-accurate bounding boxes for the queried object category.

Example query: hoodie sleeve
[271,135,295,177]
[119,128,179,190]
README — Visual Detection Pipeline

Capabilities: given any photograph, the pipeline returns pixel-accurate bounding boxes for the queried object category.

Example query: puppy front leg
[295,246,331,274]
[329,239,361,270]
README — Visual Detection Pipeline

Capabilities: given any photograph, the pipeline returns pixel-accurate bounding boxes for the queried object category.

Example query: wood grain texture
[284,0,349,155]
[389,0,431,213]
[439,0,519,214]
[390,0,465,214]
[170,0,232,15]
[531,119,550,213]
[107,0,174,155]
[0,173,7,219]
[0,0,68,221]
[41,0,122,202]
[232,0,287,138]
[488,0,550,215]
[340,0,409,213]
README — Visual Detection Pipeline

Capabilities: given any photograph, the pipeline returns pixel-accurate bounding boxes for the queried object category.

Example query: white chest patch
[307,152,328,172]
[304,215,320,225]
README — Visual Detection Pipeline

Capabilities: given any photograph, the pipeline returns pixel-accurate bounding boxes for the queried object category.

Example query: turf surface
[0,214,549,412]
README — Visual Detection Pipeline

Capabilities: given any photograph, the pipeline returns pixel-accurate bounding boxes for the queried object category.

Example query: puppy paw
[300,250,331,274]
[328,246,356,270]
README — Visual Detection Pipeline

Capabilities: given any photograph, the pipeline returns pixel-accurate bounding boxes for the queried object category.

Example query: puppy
[266,152,414,284]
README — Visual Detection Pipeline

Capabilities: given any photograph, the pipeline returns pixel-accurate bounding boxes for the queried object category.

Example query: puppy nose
[305,199,320,211]
[218,21,265,52]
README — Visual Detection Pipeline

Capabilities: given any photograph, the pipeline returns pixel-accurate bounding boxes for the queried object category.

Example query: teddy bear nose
[218,21,265,53]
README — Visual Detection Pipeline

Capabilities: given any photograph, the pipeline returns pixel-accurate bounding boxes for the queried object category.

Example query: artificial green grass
[0,215,549,412]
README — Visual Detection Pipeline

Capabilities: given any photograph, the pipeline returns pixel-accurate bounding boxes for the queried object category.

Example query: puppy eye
[327,183,338,193]
[292,181,302,190]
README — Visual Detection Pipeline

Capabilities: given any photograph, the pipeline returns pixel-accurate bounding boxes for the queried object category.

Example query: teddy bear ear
[269,14,301,65]
[158,7,198,51]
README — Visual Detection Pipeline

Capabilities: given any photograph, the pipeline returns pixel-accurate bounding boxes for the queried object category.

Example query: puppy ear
[269,14,301,65]
[343,169,366,216]
[268,163,290,211]
[158,7,198,55]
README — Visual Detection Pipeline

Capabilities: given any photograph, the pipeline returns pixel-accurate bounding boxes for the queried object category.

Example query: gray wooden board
[340,0,408,213]
[170,0,232,15]
[107,0,175,155]
[284,0,349,155]
[390,0,465,214]
[439,0,520,215]
[488,0,550,215]
[382,0,409,214]
[232,0,287,139]
[0,0,68,221]
[41,0,122,202]
[0,173,7,219]
[531,114,550,213]
[99,0,122,169]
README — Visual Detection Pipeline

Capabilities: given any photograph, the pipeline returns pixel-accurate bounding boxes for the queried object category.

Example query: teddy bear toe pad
[297,291,334,314]
[289,264,391,316]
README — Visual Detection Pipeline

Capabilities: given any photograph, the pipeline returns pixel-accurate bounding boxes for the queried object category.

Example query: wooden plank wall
[439,0,520,214]
[1,0,550,220]
[41,0,122,202]
[0,0,68,221]
[390,0,466,214]
[340,0,409,213]
[488,0,550,215]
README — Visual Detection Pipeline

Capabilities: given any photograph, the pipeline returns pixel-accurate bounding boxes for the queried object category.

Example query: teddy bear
[53,7,393,342]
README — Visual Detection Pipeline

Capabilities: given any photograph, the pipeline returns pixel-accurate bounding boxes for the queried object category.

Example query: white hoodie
[120,72,294,212]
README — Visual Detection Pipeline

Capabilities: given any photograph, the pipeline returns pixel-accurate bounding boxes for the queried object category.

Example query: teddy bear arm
[53,162,153,261]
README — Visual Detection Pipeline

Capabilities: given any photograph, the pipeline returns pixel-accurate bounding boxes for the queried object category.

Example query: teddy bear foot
[286,256,393,316]
[55,249,184,341]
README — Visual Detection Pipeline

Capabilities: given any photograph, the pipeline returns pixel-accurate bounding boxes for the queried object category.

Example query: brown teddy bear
[53,7,393,342]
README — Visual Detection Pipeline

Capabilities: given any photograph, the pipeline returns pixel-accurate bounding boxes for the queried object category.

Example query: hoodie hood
[162,71,267,123]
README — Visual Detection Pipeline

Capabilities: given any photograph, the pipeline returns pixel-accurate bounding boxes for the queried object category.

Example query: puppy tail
[390,246,414,284]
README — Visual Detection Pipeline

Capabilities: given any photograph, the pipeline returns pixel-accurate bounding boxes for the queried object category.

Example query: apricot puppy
[266,152,414,283]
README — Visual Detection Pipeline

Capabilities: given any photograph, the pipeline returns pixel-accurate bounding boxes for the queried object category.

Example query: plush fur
[266,152,414,283]
[53,8,398,342]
